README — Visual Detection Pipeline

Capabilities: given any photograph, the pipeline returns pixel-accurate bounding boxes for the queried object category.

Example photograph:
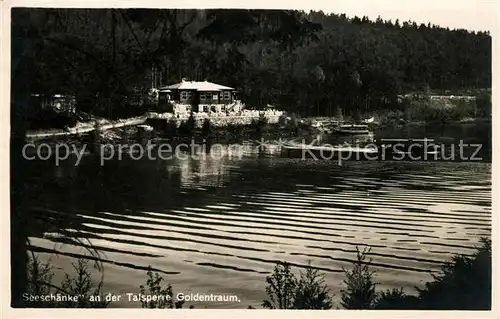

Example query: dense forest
[12,9,492,118]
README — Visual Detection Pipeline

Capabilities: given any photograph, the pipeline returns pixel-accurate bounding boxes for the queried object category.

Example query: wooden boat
[333,124,371,135]
[281,139,443,161]
[281,144,378,160]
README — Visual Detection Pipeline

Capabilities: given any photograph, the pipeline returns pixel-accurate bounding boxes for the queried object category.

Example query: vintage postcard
[3,0,498,318]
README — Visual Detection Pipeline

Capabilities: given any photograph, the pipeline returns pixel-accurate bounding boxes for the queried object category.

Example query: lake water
[24,122,491,308]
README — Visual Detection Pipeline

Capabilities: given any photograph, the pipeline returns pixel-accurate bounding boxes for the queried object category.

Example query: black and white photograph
[6,0,496,314]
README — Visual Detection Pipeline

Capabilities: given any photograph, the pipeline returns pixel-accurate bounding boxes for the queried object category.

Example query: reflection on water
[171,154,232,189]
[24,122,491,308]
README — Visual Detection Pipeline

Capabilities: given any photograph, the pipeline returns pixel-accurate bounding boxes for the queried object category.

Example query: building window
[181,91,188,100]
[187,91,193,99]
[223,91,231,100]
[200,93,206,100]
[206,92,212,100]
[213,93,218,100]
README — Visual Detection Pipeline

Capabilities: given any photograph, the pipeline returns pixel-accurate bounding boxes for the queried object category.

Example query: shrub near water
[261,239,491,310]
[201,118,214,138]
[251,113,269,135]
[340,246,378,309]
[262,262,297,309]
[293,263,333,309]
[23,239,491,309]
[26,254,54,306]
[166,117,178,137]
[139,268,184,309]
[59,258,109,308]
[374,288,419,309]
[25,255,109,308]
[262,261,333,309]
[412,237,492,310]
[344,238,492,310]
[178,112,196,137]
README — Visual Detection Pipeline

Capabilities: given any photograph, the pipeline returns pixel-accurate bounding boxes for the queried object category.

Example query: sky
[4,0,499,32]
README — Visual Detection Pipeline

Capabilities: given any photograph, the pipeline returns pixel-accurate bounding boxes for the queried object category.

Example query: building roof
[161,80,235,92]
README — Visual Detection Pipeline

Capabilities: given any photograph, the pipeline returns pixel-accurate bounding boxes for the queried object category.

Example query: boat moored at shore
[333,124,371,135]
[281,139,444,161]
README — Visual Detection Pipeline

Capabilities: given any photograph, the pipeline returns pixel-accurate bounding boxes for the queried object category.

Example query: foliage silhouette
[413,237,491,310]
[262,262,297,309]
[178,111,196,136]
[139,268,184,309]
[24,255,109,308]
[367,238,491,310]
[374,288,419,309]
[293,262,333,309]
[340,246,378,309]
[201,118,214,137]
[262,261,333,309]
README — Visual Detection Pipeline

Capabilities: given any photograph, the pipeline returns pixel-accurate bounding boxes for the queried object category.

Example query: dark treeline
[12,9,491,119]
